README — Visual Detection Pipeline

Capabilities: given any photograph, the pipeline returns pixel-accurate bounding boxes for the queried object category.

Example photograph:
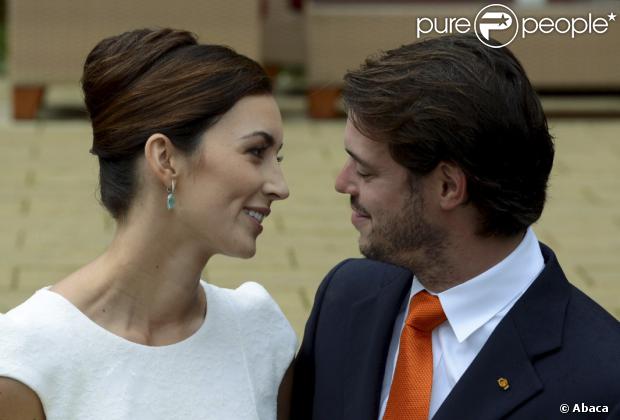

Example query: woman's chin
[239,249,257,259]
[225,244,257,259]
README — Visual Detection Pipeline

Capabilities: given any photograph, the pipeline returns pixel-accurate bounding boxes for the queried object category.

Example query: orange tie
[383,291,447,420]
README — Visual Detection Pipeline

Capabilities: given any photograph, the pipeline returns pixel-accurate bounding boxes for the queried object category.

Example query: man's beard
[356,182,446,271]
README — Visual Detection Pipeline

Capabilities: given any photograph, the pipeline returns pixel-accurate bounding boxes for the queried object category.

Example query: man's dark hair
[342,33,554,237]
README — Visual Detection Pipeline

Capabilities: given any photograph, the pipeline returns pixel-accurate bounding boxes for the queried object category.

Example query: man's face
[335,118,445,267]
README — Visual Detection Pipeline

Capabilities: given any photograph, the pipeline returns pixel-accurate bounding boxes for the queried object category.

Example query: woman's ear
[144,133,178,186]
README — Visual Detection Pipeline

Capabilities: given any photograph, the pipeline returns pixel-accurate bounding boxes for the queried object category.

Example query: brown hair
[343,33,554,237]
[82,28,272,219]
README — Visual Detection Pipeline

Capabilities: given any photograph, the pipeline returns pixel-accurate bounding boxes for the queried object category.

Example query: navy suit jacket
[291,244,620,419]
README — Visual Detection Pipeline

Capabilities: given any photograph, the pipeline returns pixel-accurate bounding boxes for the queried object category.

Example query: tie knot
[406,291,446,332]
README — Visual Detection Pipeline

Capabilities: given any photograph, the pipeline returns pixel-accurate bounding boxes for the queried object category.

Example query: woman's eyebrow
[240,130,283,151]
[241,130,274,145]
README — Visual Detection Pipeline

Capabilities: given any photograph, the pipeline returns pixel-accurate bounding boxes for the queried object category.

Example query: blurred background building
[0,0,619,337]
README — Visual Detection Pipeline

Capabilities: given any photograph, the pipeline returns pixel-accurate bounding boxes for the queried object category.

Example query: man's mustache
[350,197,370,216]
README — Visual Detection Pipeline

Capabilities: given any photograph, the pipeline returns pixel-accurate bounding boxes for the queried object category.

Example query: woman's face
[175,94,288,258]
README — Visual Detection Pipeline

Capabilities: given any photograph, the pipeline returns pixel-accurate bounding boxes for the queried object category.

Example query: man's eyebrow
[241,130,283,151]
[345,148,372,168]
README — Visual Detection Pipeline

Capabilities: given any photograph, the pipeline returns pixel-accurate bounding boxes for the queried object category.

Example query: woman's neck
[51,217,210,346]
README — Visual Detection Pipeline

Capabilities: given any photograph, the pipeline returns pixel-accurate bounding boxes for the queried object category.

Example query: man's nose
[335,159,356,195]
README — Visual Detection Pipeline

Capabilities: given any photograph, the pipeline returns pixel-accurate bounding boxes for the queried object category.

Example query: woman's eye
[356,170,371,179]
[249,147,267,158]
[248,145,283,163]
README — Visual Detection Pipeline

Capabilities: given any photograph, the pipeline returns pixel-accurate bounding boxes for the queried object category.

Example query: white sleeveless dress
[0,281,297,420]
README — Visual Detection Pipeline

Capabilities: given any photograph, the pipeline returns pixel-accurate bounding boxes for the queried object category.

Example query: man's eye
[355,166,370,179]
[277,155,284,163]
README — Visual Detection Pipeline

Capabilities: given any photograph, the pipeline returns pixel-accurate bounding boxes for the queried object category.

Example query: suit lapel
[434,244,570,420]
[432,315,543,420]
[343,267,412,420]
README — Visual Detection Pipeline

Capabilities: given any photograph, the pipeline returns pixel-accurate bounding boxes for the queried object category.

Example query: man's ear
[144,133,179,186]
[436,161,468,210]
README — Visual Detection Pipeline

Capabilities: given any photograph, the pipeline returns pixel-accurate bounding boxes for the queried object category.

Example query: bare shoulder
[0,377,45,420]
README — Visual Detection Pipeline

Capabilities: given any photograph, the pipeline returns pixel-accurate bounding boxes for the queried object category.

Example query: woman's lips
[244,211,264,234]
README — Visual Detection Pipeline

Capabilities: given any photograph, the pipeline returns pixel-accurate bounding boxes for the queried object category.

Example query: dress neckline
[38,280,213,351]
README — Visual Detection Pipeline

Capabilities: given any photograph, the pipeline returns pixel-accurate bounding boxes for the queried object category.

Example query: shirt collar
[410,228,545,343]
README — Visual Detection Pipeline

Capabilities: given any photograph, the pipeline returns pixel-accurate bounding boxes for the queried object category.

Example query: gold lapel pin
[497,377,510,391]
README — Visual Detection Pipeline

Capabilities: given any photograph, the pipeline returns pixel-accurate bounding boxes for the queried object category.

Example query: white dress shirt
[378,228,545,419]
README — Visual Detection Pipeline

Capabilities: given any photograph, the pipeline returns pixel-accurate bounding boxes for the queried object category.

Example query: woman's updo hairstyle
[82,28,272,219]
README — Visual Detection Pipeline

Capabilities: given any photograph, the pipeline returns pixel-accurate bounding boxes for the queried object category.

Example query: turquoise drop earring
[167,179,176,210]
